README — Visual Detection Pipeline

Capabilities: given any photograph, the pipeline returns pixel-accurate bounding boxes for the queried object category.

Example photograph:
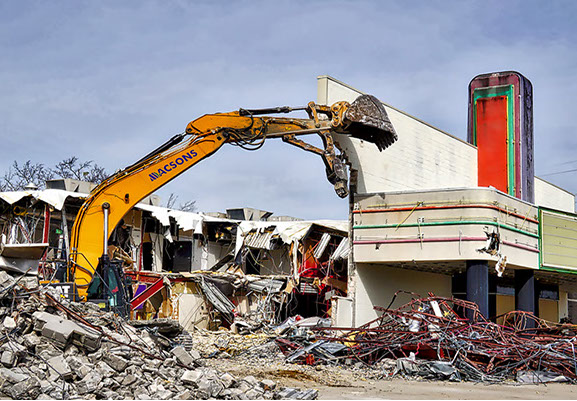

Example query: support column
[466,260,489,320]
[515,269,536,329]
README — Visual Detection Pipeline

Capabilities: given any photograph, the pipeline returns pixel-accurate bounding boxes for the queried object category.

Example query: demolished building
[0,179,349,332]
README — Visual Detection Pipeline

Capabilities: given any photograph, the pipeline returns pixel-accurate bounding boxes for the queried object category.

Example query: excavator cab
[87,256,131,316]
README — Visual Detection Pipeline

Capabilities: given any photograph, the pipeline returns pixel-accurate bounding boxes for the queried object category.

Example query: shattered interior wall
[354,264,451,326]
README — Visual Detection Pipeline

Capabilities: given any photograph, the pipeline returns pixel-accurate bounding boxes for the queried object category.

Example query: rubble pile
[0,271,317,400]
[277,295,577,384]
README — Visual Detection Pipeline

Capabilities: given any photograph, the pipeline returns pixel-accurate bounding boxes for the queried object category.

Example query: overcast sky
[1,1,576,220]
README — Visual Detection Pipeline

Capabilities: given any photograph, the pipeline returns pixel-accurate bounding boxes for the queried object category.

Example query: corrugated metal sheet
[330,237,350,261]
[247,278,285,293]
[243,230,277,250]
[313,233,331,259]
[198,278,236,322]
[299,282,318,294]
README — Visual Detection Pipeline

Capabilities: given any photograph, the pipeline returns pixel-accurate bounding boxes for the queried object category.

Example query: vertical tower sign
[468,71,534,203]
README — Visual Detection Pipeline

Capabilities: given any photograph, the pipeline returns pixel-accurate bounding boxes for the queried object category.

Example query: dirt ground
[210,358,577,400]
[315,379,577,400]
[192,330,577,400]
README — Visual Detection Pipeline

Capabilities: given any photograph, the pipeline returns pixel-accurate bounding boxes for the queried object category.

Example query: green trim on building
[472,85,515,196]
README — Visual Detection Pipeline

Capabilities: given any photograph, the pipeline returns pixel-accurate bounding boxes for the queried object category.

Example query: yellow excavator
[67,94,397,314]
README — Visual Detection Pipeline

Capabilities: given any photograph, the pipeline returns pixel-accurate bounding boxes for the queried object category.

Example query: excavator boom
[69,94,396,305]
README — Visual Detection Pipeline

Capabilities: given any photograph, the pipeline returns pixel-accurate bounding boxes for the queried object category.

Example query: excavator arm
[69,94,397,303]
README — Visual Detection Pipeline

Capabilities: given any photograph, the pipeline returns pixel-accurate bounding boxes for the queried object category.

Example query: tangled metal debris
[277,294,577,384]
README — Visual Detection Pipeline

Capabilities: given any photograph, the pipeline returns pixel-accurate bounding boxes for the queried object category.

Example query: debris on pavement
[276,294,577,384]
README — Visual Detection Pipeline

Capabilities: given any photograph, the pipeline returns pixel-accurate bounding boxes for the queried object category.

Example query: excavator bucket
[344,95,398,151]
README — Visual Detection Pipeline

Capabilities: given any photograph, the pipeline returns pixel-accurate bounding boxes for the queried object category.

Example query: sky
[1,0,577,220]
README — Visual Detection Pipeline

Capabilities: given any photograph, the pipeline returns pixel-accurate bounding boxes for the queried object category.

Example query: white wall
[353,264,452,326]
[317,76,478,194]
[535,177,575,213]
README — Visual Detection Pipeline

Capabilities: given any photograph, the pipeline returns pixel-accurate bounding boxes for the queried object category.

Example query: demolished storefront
[0,180,349,332]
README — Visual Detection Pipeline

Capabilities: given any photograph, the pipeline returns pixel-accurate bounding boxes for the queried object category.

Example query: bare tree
[0,157,108,191]
[1,158,197,212]
[165,193,197,212]
[52,157,108,183]
[0,161,54,191]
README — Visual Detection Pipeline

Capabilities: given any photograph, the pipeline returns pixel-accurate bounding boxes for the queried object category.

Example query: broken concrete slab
[103,353,129,372]
[0,366,28,383]
[33,311,101,351]
[122,373,139,386]
[181,369,203,385]
[47,355,73,380]
[7,376,41,399]
[220,372,236,388]
[171,345,198,368]
[197,377,225,398]
[76,371,103,395]
[244,387,266,400]
[175,389,192,399]
[262,379,277,390]
[1,349,17,367]
[275,387,319,400]
[22,332,42,350]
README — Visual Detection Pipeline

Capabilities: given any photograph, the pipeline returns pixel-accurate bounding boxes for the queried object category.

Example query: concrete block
[0,367,28,383]
[22,332,42,350]
[1,350,16,367]
[63,344,80,357]
[261,379,276,390]
[171,346,196,368]
[103,353,129,372]
[95,361,116,378]
[224,388,245,399]
[47,355,73,380]
[189,349,201,360]
[243,375,260,387]
[122,374,138,386]
[197,378,224,398]
[2,316,16,330]
[274,388,318,400]
[155,389,174,400]
[65,355,92,379]
[220,372,236,388]
[175,389,192,399]
[99,389,120,399]
[134,387,151,400]
[76,371,103,395]
[235,380,253,393]
[244,388,265,400]
[0,271,16,291]
[28,365,47,381]
[162,357,177,367]
[33,311,101,351]
[39,380,54,394]
[125,364,143,376]
[101,376,120,391]
[8,376,40,399]
[181,369,203,385]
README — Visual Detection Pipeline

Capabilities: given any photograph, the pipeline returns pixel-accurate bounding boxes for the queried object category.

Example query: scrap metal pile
[0,271,317,400]
[277,295,577,384]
